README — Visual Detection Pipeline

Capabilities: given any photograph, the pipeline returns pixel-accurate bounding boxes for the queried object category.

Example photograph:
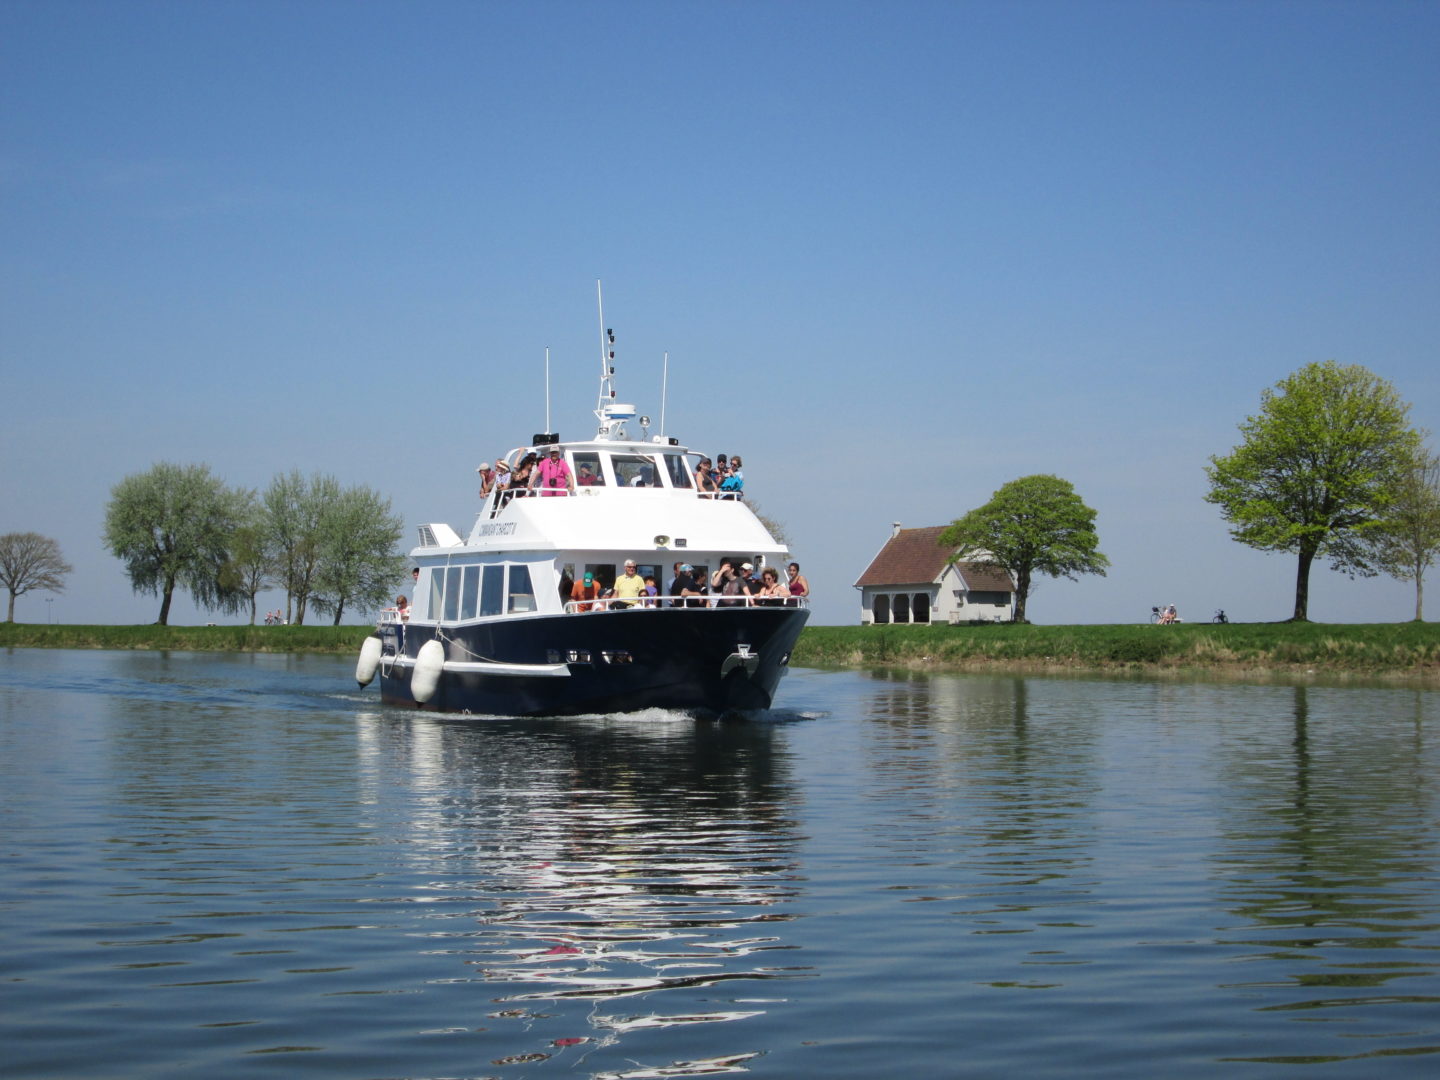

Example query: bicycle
[1149,606,1162,624]
[1212,609,1229,624]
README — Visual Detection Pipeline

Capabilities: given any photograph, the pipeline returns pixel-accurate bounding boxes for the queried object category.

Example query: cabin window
[573,452,606,487]
[662,455,692,489]
[481,565,504,617]
[508,565,537,613]
[460,565,480,619]
[427,569,442,617]
[612,454,658,487]
[443,567,462,621]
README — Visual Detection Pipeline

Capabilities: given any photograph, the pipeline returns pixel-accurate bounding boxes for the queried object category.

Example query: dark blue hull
[376,605,808,717]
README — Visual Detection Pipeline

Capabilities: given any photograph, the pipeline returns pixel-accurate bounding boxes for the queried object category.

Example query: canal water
[1,649,1437,1078]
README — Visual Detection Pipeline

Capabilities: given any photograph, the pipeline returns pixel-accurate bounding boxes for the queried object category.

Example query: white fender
[411,639,446,704]
[355,635,383,687]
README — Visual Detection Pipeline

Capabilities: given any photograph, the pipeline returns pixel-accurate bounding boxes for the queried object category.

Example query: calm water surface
[1,649,1437,1078]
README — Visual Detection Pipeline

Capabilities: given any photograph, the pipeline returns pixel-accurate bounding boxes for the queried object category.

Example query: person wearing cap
[570,571,601,612]
[476,462,496,498]
[669,563,703,608]
[739,562,761,595]
[533,446,574,496]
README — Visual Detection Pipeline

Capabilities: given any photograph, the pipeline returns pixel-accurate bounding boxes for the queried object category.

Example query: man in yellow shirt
[612,560,645,609]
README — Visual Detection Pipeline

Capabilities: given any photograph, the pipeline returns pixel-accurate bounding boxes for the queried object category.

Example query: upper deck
[410,436,778,560]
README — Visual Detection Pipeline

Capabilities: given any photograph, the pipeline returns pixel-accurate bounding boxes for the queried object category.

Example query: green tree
[0,532,72,623]
[103,463,243,624]
[938,474,1109,623]
[262,470,339,625]
[1205,361,1421,621]
[310,484,407,625]
[220,490,277,626]
[1366,444,1440,621]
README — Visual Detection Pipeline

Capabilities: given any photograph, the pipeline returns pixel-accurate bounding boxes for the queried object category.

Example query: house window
[913,593,931,624]
[893,594,910,624]
[872,594,890,624]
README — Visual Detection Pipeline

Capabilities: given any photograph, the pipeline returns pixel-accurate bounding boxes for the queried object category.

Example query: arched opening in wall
[913,593,931,624]
[893,594,911,623]
[872,595,890,624]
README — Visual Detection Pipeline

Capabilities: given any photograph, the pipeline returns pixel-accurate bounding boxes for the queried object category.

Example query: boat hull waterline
[374,605,808,717]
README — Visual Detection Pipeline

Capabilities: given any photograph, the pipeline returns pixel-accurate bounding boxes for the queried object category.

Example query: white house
[854,523,1016,625]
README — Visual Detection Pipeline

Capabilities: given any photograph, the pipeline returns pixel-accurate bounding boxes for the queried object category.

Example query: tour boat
[354,316,809,717]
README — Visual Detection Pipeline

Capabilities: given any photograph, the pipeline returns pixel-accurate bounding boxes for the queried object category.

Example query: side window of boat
[428,569,443,617]
[480,565,504,617]
[508,565,537,613]
[443,567,462,621]
[613,454,657,487]
[460,565,480,619]
[663,454,692,489]
[573,451,606,486]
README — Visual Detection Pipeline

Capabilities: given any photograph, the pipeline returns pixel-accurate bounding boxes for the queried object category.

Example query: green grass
[0,623,372,654]
[792,621,1440,676]
[5,620,1439,677]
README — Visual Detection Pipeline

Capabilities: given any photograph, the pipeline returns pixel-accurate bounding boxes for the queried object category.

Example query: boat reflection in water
[353,710,811,1074]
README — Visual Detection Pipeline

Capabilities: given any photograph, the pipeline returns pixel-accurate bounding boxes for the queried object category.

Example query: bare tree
[0,532,73,623]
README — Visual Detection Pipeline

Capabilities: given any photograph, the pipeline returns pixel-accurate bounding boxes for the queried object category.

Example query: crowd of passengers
[560,559,808,611]
[474,450,744,500]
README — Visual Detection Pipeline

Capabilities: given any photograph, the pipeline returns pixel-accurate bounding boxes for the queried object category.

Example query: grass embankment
[792,622,1440,679]
[0,623,372,654]
[4,621,1439,679]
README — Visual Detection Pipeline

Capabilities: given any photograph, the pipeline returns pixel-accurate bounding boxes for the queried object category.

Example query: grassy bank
[0,623,372,654]
[5,620,1439,679]
[791,621,1440,678]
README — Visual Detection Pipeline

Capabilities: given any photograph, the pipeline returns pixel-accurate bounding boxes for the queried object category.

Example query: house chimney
[891,522,902,538]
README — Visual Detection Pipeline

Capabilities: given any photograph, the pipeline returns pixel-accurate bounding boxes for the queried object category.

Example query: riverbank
[792,622,1440,680]
[0,623,373,654]
[4,621,1438,680]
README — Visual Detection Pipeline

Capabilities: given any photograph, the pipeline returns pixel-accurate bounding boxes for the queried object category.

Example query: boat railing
[563,595,807,614]
[487,485,744,518]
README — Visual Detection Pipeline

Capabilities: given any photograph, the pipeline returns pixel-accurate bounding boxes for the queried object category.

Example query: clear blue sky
[3,0,1437,627]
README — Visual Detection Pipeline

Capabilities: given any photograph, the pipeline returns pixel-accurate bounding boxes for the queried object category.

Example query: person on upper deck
[533,447,574,496]
[695,458,719,498]
[476,462,496,498]
[509,453,538,495]
[719,455,744,497]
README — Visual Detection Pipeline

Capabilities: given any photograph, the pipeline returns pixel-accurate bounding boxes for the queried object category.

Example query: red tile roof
[854,526,1014,593]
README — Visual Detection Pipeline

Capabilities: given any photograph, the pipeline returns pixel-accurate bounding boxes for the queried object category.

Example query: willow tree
[939,474,1109,623]
[1205,361,1420,622]
[103,463,243,624]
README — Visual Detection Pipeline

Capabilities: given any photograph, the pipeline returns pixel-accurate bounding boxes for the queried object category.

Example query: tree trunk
[1291,544,1316,622]
[332,602,344,627]
[1417,573,1425,622]
[6,590,14,623]
[1013,567,1031,623]
[158,586,174,626]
